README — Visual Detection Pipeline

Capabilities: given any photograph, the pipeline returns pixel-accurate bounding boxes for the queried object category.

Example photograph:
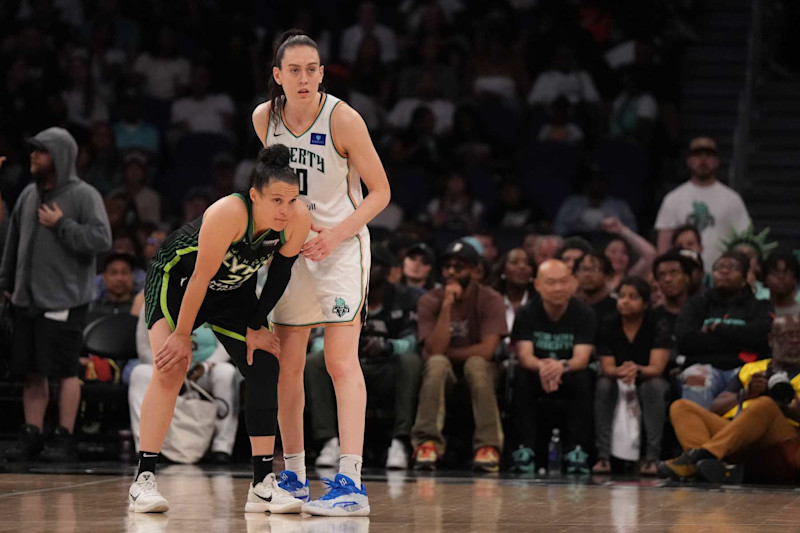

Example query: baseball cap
[405,242,436,265]
[689,136,717,155]
[441,240,480,266]
[371,244,395,267]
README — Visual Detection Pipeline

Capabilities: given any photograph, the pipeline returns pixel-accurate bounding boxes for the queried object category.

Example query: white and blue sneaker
[302,474,370,517]
[278,470,310,502]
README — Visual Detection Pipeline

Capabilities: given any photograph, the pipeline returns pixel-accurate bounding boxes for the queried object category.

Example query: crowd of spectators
[2,0,800,484]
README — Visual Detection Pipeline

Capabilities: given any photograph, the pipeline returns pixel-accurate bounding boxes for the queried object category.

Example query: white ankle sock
[339,454,363,486]
[284,451,306,483]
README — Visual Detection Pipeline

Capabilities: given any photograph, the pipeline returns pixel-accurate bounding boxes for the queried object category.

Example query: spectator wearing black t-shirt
[594,277,672,476]
[652,250,694,337]
[511,260,596,471]
[575,251,617,325]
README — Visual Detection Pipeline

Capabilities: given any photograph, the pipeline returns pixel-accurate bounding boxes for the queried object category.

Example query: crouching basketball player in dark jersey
[128,144,310,514]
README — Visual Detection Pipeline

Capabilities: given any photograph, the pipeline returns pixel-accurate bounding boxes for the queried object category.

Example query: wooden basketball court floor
[1,465,800,532]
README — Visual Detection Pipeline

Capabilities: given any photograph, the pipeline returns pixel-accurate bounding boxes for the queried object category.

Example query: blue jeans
[680,364,740,409]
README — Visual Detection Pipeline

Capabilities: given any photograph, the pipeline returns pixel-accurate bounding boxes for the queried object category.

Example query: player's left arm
[301,103,390,261]
[245,203,311,346]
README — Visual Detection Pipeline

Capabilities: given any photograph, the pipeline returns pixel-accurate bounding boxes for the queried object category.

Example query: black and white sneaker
[129,472,169,513]
[245,473,304,514]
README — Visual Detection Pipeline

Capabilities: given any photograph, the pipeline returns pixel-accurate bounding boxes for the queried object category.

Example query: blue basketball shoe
[277,470,310,502]
[302,474,370,517]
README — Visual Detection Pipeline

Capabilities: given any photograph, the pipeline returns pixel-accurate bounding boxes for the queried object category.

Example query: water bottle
[548,428,562,476]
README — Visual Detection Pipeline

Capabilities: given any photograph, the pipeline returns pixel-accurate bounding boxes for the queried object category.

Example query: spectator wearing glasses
[412,241,507,472]
[675,251,774,409]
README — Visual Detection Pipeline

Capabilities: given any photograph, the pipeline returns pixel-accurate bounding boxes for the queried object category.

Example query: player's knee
[324,356,360,382]
[424,354,451,376]
[152,363,185,389]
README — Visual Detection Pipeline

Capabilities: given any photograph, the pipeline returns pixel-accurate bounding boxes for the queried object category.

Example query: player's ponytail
[268,29,324,129]
[251,144,298,190]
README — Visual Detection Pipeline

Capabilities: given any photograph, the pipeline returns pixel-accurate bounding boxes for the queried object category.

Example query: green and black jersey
[144,193,285,330]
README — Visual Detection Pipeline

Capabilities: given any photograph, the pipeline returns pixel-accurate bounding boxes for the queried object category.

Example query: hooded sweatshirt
[675,287,774,369]
[0,127,112,311]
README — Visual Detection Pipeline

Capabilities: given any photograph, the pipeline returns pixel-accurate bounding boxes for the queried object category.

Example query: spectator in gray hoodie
[0,127,112,463]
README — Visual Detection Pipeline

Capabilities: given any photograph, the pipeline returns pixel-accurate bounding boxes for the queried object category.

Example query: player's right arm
[155,197,246,371]
[252,102,271,147]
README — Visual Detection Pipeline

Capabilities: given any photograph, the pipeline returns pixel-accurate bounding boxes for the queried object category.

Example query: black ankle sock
[137,451,159,478]
[253,455,274,485]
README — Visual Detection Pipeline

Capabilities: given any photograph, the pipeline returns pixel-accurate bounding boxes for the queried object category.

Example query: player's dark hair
[268,29,324,129]
[251,144,298,190]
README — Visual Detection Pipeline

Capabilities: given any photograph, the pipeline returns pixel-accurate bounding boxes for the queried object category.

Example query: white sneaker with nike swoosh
[245,473,305,514]
[129,472,169,513]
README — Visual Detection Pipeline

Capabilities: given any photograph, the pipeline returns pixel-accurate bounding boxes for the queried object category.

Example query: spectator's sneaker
[302,474,370,517]
[4,424,43,462]
[639,461,659,477]
[385,439,409,470]
[412,441,438,470]
[512,447,535,473]
[564,446,590,475]
[278,470,311,502]
[592,459,611,474]
[657,451,698,481]
[40,425,78,463]
[315,437,340,469]
[696,459,744,484]
[473,446,500,473]
[246,472,304,514]
[128,472,169,513]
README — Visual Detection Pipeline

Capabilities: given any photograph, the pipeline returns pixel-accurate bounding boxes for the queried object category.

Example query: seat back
[83,314,139,361]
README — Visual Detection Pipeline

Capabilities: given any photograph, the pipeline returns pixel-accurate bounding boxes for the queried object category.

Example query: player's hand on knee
[246,326,281,365]
[155,332,193,372]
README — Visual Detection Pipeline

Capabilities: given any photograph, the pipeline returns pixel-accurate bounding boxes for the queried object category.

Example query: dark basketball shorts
[10,305,88,379]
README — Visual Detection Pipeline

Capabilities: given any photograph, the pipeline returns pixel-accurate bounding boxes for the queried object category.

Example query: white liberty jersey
[265,93,365,232]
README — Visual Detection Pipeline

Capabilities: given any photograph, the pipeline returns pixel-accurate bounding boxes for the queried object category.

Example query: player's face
[252,180,300,231]
[273,46,324,103]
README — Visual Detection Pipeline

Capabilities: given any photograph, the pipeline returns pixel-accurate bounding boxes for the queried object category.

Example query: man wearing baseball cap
[411,240,507,472]
[0,127,112,462]
[655,136,752,272]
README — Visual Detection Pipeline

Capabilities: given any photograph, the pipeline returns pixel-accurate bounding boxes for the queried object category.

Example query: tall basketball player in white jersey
[252,30,390,517]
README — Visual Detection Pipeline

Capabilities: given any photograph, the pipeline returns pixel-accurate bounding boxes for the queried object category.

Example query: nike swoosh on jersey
[273,132,284,137]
